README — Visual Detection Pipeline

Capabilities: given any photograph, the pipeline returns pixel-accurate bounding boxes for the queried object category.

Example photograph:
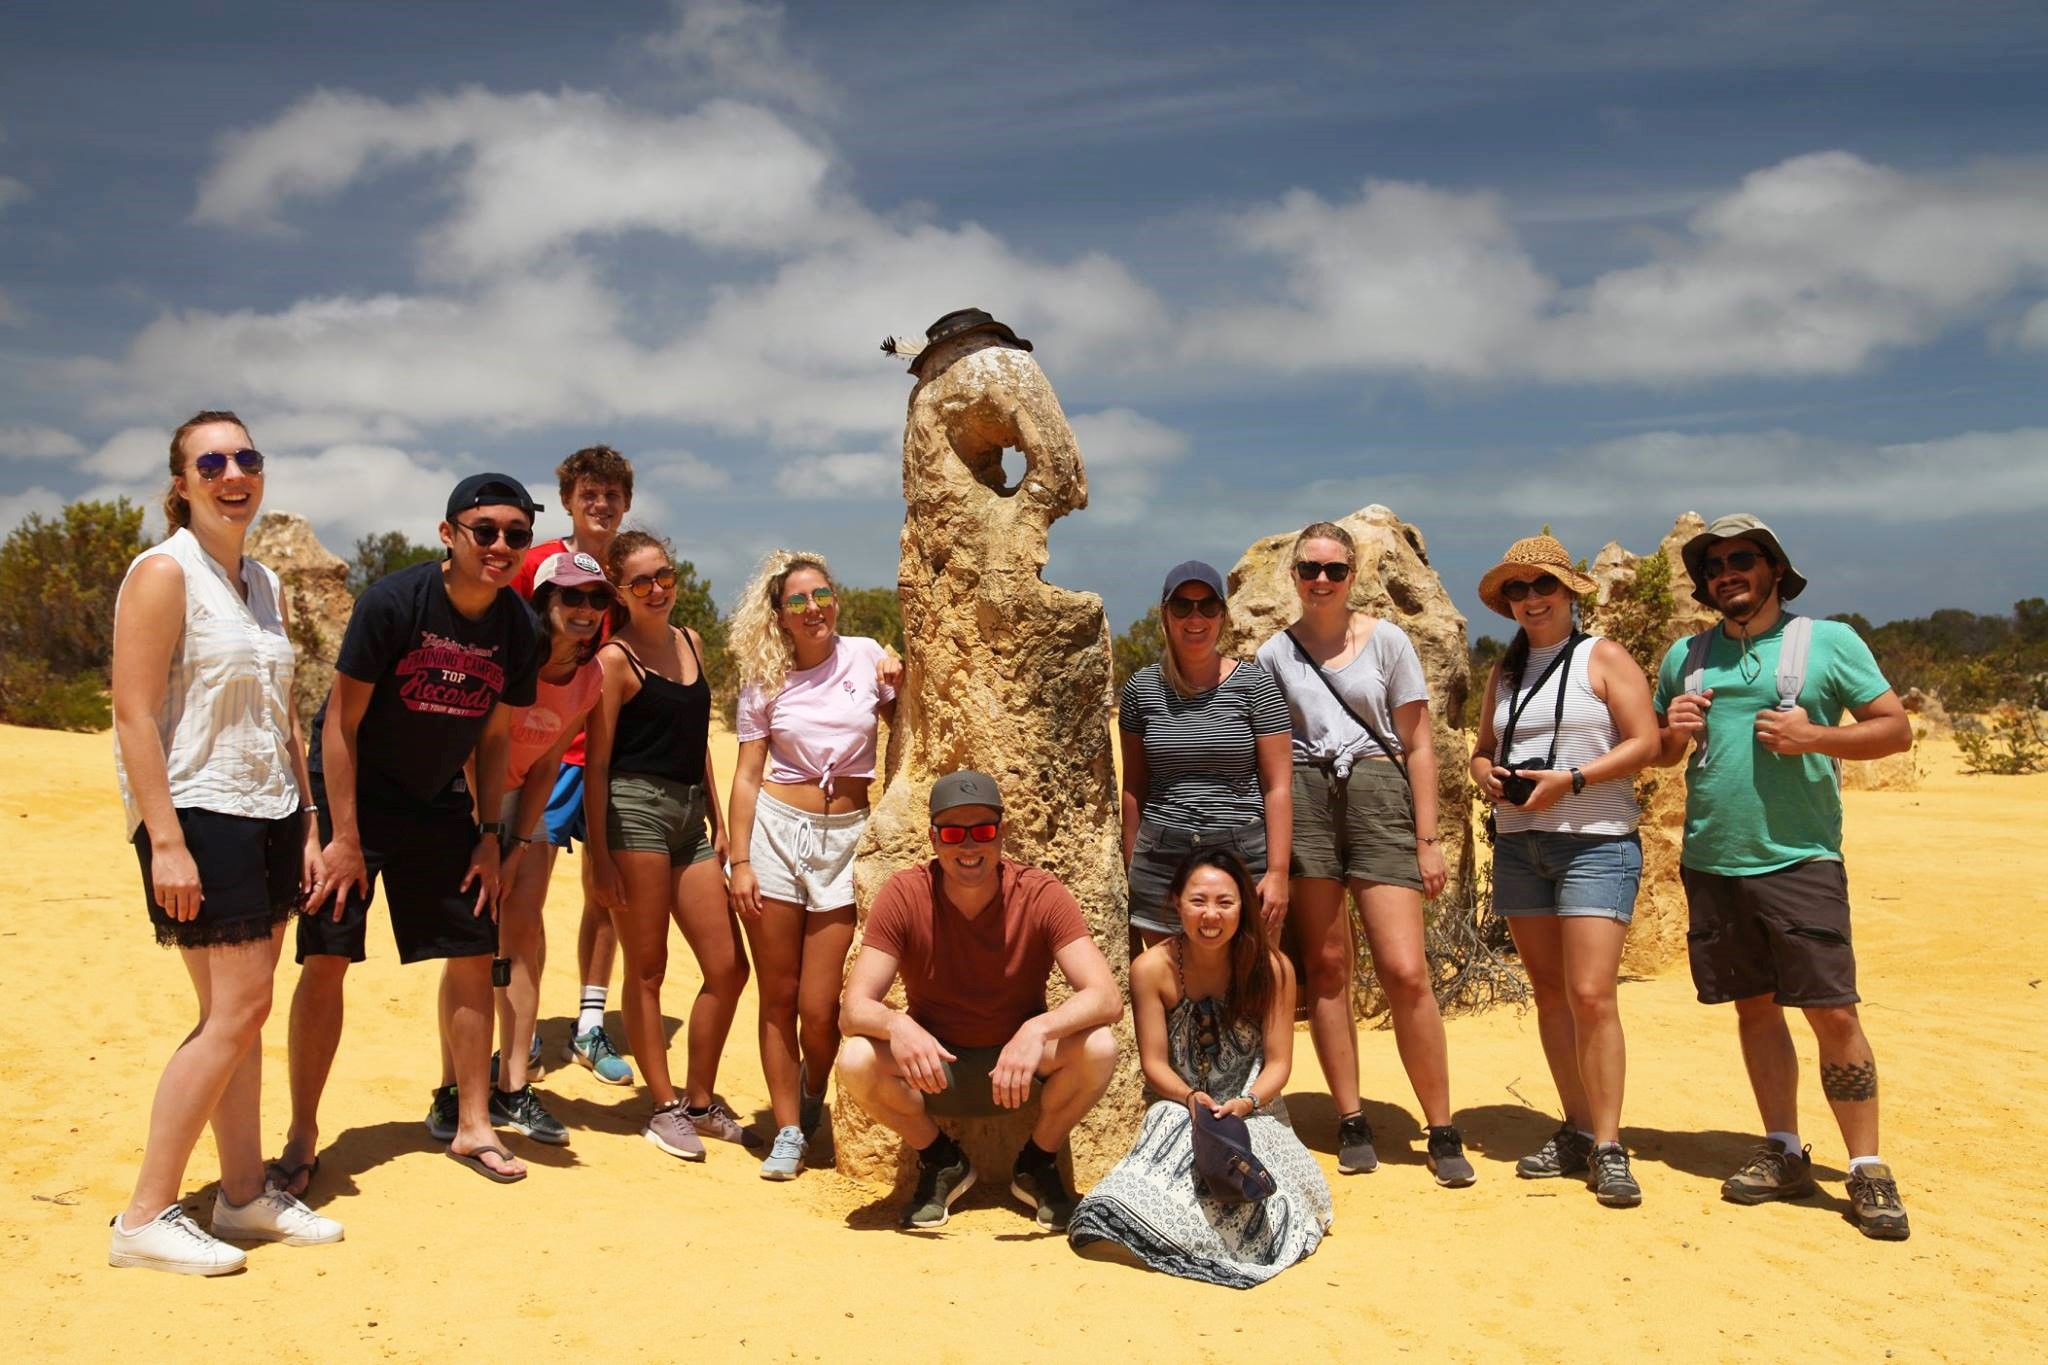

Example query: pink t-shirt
[737,636,896,792]
[506,659,603,787]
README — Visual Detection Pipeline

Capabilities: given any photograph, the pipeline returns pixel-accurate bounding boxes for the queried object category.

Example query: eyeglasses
[1294,560,1352,582]
[1165,596,1225,619]
[1501,574,1564,603]
[451,518,534,551]
[783,587,836,613]
[556,586,613,610]
[1703,550,1769,579]
[931,821,1001,845]
[625,567,678,598]
[193,448,265,480]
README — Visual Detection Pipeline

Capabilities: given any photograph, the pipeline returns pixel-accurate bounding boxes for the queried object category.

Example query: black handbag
[1190,1105,1278,1203]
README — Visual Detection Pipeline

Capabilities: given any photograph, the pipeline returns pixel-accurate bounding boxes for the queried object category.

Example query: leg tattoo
[1821,1060,1878,1102]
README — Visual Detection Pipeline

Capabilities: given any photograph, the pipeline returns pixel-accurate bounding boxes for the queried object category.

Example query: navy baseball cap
[446,472,544,523]
[1160,559,1226,602]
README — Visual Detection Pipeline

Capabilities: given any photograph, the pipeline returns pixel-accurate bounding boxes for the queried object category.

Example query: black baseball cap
[446,472,543,523]
[929,770,1005,818]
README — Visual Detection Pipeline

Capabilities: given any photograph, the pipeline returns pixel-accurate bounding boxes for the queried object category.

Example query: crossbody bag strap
[1283,628,1409,784]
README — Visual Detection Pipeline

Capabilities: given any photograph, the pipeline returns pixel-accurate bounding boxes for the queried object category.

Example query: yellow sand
[2,723,2042,1362]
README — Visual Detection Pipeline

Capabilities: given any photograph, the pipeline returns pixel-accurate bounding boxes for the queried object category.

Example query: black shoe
[489,1084,569,1146]
[424,1084,458,1142]
[900,1148,976,1230]
[1009,1156,1078,1232]
[1517,1123,1593,1179]
[1426,1124,1477,1187]
[1588,1142,1642,1208]
[1337,1112,1379,1174]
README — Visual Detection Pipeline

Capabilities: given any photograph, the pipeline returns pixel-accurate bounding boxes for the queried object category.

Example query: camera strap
[1496,632,1584,770]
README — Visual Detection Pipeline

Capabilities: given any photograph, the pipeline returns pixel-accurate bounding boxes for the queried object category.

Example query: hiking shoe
[900,1149,976,1229]
[489,1035,546,1086]
[643,1102,706,1162]
[688,1099,763,1151]
[490,1084,570,1146]
[108,1204,246,1276]
[1846,1163,1911,1241]
[1721,1139,1817,1205]
[1517,1124,1593,1179]
[1336,1112,1379,1174]
[212,1188,345,1245]
[567,1025,633,1086]
[1588,1142,1642,1208]
[759,1124,807,1181]
[425,1084,459,1142]
[1426,1124,1477,1187]
[1010,1159,1079,1232]
[799,1070,826,1139]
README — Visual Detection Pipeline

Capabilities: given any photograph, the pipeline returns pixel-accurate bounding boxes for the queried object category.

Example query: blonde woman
[726,551,900,1179]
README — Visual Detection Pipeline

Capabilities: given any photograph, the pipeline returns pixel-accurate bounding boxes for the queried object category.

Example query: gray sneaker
[1517,1124,1594,1179]
[1010,1159,1078,1232]
[900,1149,976,1229]
[1846,1163,1911,1241]
[688,1099,763,1151]
[490,1084,569,1146]
[759,1124,807,1181]
[425,1084,458,1142]
[1426,1124,1477,1187]
[1721,1139,1817,1205]
[1337,1112,1379,1174]
[643,1103,706,1162]
[1588,1142,1642,1208]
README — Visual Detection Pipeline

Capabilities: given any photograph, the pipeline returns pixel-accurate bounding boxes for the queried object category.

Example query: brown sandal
[446,1144,526,1183]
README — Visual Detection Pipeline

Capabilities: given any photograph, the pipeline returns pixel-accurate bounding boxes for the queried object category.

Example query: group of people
[104,409,1915,1287]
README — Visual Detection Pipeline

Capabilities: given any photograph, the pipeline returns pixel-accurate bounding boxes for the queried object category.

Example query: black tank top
[606,630,711,781]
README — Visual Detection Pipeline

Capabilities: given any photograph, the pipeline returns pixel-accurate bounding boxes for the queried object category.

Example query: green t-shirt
[1653,616,1891,876]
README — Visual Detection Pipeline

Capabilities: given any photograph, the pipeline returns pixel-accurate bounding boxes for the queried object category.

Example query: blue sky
[3,0,2045,635]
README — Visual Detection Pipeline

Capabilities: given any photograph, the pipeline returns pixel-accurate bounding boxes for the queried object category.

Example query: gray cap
[1681,513,1808,607]
[929,770,1004,818]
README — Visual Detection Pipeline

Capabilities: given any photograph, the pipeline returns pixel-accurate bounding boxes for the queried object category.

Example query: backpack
[1681,614,1837,782]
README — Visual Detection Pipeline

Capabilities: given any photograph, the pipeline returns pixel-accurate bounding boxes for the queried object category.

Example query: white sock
[1574,1128,1595,1143]
[1848,1154,1884,1172]
[1767,1130,1802,1153]
[578,986,606,1035]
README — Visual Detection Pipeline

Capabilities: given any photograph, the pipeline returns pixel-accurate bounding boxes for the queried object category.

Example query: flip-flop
[264,1156,319,1198]
[447,1145,527,1184]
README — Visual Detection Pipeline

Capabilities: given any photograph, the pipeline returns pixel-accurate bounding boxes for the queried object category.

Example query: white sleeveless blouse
[113,528,299,833]
[1491,632,1639,837]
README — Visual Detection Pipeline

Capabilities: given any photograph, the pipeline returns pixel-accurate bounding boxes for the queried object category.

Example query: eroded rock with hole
[833,323,1141,1194]
[246,512,353,739]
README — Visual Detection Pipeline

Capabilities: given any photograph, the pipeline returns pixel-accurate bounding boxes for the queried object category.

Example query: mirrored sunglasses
[193,448,265,480]
[932,821,1001,845]
[783,586,837,613]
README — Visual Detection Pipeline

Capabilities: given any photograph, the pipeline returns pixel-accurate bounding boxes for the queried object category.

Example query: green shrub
[1956,706,2048,775]
[1113,608,1163,692]
[0,498,149,679]
[0,655,110,731]
[347,530,441,596]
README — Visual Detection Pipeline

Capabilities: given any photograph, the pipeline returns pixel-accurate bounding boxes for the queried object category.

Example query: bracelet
[301,803,320,814]
[1417,834,1440,845]
[509,834,534,847]
[1239,1088,1262,1112]
[729,858,750,866]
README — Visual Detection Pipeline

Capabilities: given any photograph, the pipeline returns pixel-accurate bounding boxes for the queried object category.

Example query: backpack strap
[1682,627,1717,768]
[1771,614,1842,785]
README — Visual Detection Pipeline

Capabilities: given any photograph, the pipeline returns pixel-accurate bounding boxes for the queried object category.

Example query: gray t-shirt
[1256,620,1429,774]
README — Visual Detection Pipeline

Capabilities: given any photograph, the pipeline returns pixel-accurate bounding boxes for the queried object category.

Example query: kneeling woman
[725,551,898,1180]
[585,531,753,1162]
[1472,535,1660,1207]
[1069,850,1332,1288]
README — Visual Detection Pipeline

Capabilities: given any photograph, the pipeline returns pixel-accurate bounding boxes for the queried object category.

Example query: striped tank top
[1491,633,1639,837]
[113,528,300,834]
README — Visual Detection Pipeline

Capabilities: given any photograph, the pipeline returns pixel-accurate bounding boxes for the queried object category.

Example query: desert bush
[1956,706,2048,775]
[0,654,110,731]
[0,498,149,678]
[347,530,440,596]
[1112,607,1163,692]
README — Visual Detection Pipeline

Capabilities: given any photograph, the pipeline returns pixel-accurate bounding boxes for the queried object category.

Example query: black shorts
[132,807,304,950]
[1681,859,1859,1007]
[295,776,496,966]
[922,1041,1048,1119]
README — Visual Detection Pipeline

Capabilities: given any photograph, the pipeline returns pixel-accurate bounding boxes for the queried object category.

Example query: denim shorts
[1127,818,1268,934]
[1492,831,1642,923]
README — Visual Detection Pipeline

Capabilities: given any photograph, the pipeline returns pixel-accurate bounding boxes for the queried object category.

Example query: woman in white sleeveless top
[1471,535,1660,1209]
[107,411,341,1276]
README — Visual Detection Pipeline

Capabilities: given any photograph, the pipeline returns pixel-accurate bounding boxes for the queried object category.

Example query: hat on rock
[1477,535,1597,618]
[1680,513,1807,607]
[893,309,1033,376]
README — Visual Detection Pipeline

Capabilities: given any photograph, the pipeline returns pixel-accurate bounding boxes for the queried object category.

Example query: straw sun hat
[1477,535,1597,618]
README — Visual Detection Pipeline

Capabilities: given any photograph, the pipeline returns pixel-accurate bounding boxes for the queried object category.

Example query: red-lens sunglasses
[931,822,1001,845]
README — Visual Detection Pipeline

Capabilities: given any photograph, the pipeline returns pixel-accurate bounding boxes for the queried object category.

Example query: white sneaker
[212,1188,345,1246]
[108,1204,247,1276]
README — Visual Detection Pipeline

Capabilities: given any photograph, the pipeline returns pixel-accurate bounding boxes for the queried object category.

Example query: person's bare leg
[1733,994,1801,1136]
[796,907,857,1100]
[444,954,523,1177]
[836,1036,938,1147]
[278,953,349,1195]
[1028,1026,1118,1151]
[614,851,677,1106]
[496,847,551,1091]
[743,896,805,1129]
[1356,881,1451,1127]
[1559,917,1629,1145]
[124,927,282,1225]
[1292,876,1361,1116]
[671,856,749,1107]
[1805,1004,1879,1157]
[1506,917,1587,1128]
[575,846,617,1019]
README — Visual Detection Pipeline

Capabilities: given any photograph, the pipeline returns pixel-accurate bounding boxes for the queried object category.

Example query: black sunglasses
[1703,550,1770,579]
[1501,574,1564,603]
[556,586,613,610]
[1165,596,1226,619]
[193,448,265,480]
[450,518,535,551]
[1295,560,1352,582]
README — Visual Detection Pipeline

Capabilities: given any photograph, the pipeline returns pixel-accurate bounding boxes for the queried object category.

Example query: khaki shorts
[922,1041,1047,1118]
[606,773,716,867]
[1290,760,1423,890]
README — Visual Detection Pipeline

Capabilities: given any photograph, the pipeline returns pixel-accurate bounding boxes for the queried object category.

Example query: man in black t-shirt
[272,474,546,1189]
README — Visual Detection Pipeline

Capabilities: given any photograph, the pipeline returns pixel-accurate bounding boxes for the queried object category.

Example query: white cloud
[195,88,844,277]
[0,485,62,535]
[645,0,833,116]
[85,426,169,479]
[773,451,894,498]
[2018,298,2048,352]
[0,175,27,214]
[640,449,731,494]
[1067,408,1190,524]
[0,425,85,459]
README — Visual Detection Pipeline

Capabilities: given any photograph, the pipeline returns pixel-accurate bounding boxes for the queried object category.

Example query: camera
[1499,767,1537,806]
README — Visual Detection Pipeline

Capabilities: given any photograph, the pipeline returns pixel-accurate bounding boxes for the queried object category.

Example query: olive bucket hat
[1680,513,1808,608]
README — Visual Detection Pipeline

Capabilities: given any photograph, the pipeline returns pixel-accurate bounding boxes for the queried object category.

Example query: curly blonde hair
[730,548,835,697]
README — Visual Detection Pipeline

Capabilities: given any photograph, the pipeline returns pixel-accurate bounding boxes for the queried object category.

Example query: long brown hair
[1167,849,1275,1032]
[165,409,247,531]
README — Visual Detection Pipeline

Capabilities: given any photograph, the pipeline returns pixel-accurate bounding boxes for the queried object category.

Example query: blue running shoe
[567,1025,633,1086]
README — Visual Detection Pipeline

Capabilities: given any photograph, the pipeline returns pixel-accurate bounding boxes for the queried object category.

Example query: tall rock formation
[245,512,353,739]
[834,322,1139,1191]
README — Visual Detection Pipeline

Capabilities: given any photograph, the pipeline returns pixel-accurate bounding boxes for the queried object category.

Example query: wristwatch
[478,820,508,837]
[1570,768,1586,795]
